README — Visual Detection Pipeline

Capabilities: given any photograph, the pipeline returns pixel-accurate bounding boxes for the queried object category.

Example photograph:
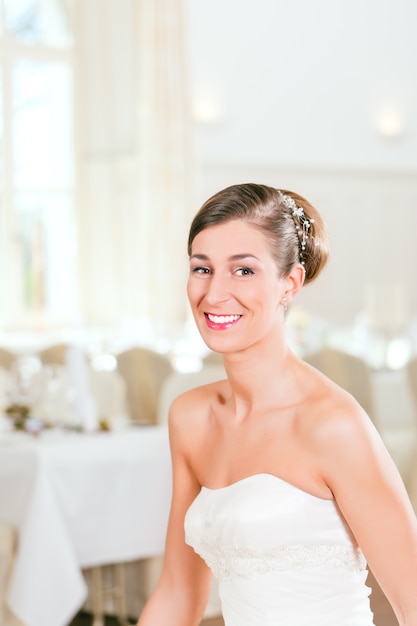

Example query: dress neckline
[201,472,334,502]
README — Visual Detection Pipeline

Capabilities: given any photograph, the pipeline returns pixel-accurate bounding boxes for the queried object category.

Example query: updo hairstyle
[187,183,329,285]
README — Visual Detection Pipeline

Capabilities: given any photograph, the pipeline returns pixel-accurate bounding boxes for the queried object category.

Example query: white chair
[116,347,173,424]
[80,369,131,624]
[81,351,171,623]
[406,356,417,411]
[82,564,130,626]
[303,347,376,424]
[0,348,16,370]
[88,369,129,427]
[0,367,11,411]
[158,365,226,424]
[38,343,70,365]
[405,357,417,512]
[0,524,24,626]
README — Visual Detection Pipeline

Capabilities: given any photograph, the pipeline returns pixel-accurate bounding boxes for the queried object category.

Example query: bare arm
[319,403,417,626]
[137,394,212,625]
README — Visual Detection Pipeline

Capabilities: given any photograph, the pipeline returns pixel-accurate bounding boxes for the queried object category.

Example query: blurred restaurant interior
[0,0,417,625]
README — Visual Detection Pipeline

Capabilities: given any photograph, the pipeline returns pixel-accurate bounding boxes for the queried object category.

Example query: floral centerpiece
[4,403,32,431]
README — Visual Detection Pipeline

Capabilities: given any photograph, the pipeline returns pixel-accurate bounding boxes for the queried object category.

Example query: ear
[282,263,305,306]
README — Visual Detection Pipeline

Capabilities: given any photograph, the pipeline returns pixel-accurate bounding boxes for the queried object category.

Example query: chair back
[407,357,417,411]
[116,347,173,424]
[89,369,128,423]
[38,343,69,365]
[304,347,376,423]
[0,348,16,370]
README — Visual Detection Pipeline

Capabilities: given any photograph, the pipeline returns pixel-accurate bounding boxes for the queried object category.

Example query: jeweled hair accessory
[278,191,316,266]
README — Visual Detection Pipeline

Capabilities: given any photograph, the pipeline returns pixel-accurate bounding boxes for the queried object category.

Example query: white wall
[187,0,417,171]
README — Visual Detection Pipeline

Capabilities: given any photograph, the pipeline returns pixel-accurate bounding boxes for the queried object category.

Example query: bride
[137,183,417,625]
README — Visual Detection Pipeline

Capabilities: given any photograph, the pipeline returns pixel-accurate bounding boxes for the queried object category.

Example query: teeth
[207,314,241,324]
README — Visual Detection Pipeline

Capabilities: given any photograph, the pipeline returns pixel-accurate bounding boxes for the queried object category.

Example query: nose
[205,272,230,306]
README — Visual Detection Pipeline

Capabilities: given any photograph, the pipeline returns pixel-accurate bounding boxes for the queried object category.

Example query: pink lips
[204,313,241,330]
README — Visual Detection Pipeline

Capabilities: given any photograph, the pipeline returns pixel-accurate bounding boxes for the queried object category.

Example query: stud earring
[282,297,288,312]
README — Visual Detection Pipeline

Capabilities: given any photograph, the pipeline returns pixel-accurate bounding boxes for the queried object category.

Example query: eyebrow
[190,253,261,262]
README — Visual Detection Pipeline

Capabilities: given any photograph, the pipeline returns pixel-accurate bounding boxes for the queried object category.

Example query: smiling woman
[137,183,417,626]
[186,184,328,355]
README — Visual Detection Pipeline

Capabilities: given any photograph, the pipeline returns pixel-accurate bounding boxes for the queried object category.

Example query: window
[0,0,77,328]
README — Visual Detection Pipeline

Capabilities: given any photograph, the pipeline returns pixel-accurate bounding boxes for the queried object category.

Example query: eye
[191,266,211,275]
[235,267,254,276]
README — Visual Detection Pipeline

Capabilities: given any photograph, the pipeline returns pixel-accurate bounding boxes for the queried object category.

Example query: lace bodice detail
[195,538,365,579]
[185,473,374,626]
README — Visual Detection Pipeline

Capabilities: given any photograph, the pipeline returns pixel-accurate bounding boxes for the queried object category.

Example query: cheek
[247,281,278,301]
[186,278,200,305]
[186,280,193,303]
[256,282,282,312]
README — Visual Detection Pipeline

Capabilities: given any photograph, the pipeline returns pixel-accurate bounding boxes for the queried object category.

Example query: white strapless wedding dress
[185,473,374,625]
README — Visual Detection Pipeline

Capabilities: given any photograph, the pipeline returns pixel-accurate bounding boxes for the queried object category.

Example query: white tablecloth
[0,425,172,626]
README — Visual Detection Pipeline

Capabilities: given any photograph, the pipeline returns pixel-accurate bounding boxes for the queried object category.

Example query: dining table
[0,424,172,626]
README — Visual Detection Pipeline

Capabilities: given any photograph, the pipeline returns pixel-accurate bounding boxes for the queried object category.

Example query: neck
[221,329,298,419]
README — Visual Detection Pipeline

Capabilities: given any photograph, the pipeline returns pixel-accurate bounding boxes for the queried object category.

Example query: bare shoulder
[296,361,397,491]
[296,361,381,462]
[168,377,229,446]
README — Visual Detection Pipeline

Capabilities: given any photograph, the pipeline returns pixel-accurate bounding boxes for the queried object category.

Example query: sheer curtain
[132,0,195,338]
[77,0,195,342]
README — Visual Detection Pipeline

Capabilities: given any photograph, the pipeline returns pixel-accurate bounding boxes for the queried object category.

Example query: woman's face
[187,219,288,355]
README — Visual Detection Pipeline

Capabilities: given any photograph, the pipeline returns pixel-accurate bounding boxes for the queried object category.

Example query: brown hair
[187,183,329,285]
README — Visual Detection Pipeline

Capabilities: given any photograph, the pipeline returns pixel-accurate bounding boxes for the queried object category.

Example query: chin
[200,335,242,356]
[198,332,224,351]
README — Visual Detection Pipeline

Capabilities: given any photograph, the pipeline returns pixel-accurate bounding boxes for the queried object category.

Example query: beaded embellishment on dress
[197,538,366,579]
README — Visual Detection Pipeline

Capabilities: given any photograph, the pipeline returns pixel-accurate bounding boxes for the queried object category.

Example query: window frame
[0,0,78,329]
